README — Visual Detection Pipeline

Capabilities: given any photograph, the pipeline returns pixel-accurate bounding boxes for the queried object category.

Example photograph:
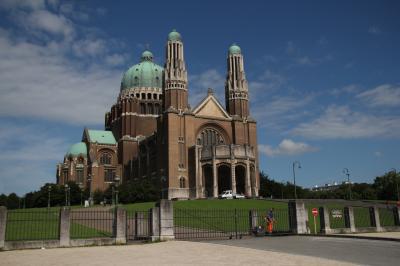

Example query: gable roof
[192,94,231,120]
[87,130,117,145]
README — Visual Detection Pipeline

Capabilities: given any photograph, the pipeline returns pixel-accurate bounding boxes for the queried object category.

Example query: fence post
[59,208,70,247]
[115,207,127,244]
[249,210,258,232]
[288,200,309,234]
[370,206,382,232]
[393,207,400,226]
[159,199,174,241]
[319,206,331,234]
[344,207,356,232]
[0,207,7,249]
[150,207,160,241]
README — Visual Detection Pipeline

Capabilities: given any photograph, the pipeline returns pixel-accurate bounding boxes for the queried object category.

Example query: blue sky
[0,0,399,195]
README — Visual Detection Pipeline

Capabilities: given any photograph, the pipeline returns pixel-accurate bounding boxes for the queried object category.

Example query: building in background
[57,30,260,199]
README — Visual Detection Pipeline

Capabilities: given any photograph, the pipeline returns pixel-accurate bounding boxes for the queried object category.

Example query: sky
[0,0,399,195]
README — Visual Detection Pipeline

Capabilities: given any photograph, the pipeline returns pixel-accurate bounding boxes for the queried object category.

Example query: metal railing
[126,210,151,240]
[329,207,347,229]
[174,208,290,240]
[70,208,115,239]
[353,207,373,228]
[5,209,60,241]
[379,207,396,227]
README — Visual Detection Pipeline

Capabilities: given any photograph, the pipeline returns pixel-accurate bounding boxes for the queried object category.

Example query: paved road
[206,236,400,266]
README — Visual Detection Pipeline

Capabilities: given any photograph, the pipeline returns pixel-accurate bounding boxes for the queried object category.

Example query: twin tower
[104,29,259,199]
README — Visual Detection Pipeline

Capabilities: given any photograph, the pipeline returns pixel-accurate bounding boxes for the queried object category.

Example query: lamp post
[390,168,399,201]
[64,184,69,207]
[114,176,120,206]
[343,168,352,200]
[292,161,301,199]
[87,174,93,206]
[48,185,52,208]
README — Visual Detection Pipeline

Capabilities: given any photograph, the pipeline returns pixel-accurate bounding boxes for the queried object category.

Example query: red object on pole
[312,208,319,217]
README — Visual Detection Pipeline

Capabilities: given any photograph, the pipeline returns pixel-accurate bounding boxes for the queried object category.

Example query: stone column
[150,207,160,242]
[344,207,356,232]
[59,208,71,247]
[231,162,236,194]
[370,206,382,232]
[288,200,309,234]
[212,159,218,198]
[0,207,7,249]
[249,210,258,230]
[115,207,127,244]
[159,200,174,241]
[245,159,251,197]
[319,206,331,234]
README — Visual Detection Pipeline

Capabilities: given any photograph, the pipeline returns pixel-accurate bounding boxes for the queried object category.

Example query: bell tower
[225,44,249,117]
[163,29,188,111]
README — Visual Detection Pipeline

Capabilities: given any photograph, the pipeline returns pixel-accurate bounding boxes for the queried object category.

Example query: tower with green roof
[225,43,250,117]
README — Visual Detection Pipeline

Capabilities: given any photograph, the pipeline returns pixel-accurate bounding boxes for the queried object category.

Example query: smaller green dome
[168,29,181,41]
[141,50,153,61]
[66,142,87,158]
[229,44,241,55]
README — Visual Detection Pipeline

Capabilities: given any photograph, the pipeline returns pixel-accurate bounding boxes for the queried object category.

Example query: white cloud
[357,84,400,107]
[286,41,296,55]
[0,0,45,10]
[330,84,360,96]
[0,4,128,125]
[0,123,69,195]
[259,139,318,157]
[374,151,383,157]
[369,26,381,35]
[292,105,400,139]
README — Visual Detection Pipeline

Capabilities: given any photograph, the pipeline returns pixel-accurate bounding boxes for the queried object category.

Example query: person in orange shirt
[265,208,275,234]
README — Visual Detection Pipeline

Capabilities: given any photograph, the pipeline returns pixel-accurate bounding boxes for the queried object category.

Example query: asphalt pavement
[206,235,400,266]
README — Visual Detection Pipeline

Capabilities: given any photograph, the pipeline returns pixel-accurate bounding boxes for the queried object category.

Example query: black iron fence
[5,209,60,241]
[70,208,115,239]
[126,210,151,241]
[174,208,290,240]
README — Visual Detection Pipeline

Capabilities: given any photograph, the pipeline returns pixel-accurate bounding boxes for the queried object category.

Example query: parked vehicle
[219,190,246,199]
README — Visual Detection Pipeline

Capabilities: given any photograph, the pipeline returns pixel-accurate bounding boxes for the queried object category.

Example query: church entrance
[203,165,213,198]
[217,164,231,195]
[235,165,246,194]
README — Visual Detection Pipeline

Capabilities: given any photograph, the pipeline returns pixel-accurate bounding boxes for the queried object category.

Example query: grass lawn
[5,208,60,241]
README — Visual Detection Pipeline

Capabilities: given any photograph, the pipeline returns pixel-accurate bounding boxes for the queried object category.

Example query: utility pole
[48,185,52,208]
[343,168,352,200]
[390,168,399,201]
[292,161,301,199]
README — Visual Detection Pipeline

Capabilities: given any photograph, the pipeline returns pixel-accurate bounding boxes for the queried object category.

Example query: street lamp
[48,185,52,208]
[114,176,120,206]
[87,174,93,206]
[64,184,69,207]
[390,168,399,201]
[292,161,301,199]
[343,168,352,200]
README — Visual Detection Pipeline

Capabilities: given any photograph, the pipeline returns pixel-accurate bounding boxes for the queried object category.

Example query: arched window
[147,103,153,114]
[140,103,146,114]
[100,153,112,165]
[197,128,225,147]
[179,177,185,188]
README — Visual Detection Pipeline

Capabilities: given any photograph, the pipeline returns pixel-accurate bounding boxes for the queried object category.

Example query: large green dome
[66,142,87,158]
[120,50,163,91]
[229,44,241,55]
[168,29,181,41]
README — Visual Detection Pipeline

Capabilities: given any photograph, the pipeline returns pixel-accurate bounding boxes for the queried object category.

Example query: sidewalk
[0,241,357,266]
[331,232,400,241]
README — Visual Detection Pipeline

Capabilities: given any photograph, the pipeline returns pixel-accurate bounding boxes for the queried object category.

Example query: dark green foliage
[117,178,160,204]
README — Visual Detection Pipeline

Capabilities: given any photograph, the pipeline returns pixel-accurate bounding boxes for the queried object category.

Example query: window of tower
[179,177,185,188]
[136,93,140,98]
[100,153,112,165]
[140,103,146,114]
[147,93,151,99]
[141,93,146,99]
[153,93,157,99]
[154,103,160,114]
[147,103,153,114]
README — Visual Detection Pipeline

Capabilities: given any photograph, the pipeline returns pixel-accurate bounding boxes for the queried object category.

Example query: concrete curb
[299,234,400,243]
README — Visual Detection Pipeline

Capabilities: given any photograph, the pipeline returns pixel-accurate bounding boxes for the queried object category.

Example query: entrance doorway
[235,165,246,194]
[218,164,231,194]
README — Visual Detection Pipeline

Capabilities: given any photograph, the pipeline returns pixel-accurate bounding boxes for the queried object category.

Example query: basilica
[56,30,260,199]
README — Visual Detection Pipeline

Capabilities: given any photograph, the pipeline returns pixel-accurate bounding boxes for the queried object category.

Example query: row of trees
[0,171,398,209]
[258,171,399,201]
